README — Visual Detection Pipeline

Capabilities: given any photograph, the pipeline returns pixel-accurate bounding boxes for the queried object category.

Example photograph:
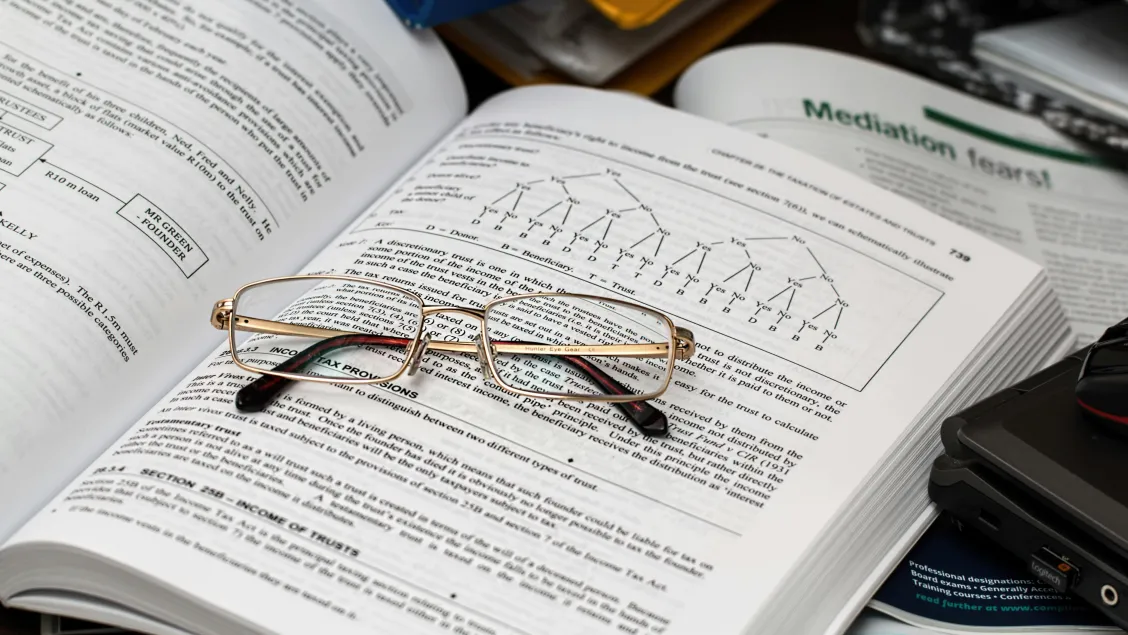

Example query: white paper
[0,0,465,540]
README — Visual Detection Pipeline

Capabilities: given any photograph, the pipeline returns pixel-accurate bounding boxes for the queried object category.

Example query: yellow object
[437,0,779,95]
[587,0,685,29]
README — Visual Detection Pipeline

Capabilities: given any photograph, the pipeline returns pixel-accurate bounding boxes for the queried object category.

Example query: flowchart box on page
[117,195,209,278]
[0,120,52,176]
[0,91,62,129]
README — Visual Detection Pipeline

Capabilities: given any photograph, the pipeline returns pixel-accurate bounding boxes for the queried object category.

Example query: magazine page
[872,518,1118,634]
[675,43,1128,344]
[0,0,465,540]
[2,86,1043,635]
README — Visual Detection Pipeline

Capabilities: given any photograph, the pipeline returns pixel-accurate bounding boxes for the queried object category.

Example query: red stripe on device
[1077,398,1128,426]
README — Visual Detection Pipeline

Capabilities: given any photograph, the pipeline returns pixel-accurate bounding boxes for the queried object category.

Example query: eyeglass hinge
[675,327,696,360]
[211,299,233,330]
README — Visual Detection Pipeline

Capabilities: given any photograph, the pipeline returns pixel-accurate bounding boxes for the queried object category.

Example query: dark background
[452,0,868,109]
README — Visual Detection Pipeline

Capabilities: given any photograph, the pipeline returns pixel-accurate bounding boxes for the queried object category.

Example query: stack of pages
[0,5,1079,635]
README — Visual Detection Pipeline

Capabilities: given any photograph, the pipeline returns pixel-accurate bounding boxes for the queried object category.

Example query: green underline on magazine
[923,107,1112,167]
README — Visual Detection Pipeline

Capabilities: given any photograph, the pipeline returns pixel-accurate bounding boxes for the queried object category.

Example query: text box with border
[0,121,51,176]
[117,195,208,279]
[0,91,62,129]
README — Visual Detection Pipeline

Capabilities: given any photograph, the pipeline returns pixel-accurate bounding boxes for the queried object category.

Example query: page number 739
[949,248,971,262]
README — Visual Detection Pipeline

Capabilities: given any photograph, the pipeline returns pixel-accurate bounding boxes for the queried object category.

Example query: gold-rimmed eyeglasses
[210,275,695,436]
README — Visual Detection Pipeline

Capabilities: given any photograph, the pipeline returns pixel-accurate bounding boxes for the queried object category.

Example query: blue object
[384,0,521,28]
[873,518,1111,629]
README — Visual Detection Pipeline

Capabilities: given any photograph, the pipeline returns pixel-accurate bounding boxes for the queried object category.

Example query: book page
[3,86,1042,635]
[0,0,465,540]
[675,43,1128,343]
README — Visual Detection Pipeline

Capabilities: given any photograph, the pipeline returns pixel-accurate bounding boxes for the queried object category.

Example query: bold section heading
[804,99,956,161]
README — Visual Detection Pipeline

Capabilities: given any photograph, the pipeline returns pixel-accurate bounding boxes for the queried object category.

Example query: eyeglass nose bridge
[406,334,431,376]
[419,305,492,381]
[421,306,487,320]
[472,335,494,382]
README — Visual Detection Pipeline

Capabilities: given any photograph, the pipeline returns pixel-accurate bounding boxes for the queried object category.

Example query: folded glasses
[210,275,696,436]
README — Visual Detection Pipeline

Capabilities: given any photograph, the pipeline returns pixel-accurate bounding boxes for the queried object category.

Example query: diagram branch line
[671,248,696,266]
[580,216,603,233]
[630,231,655,249]
[767,286,790,303]
[39,159,125,205]
[724,263,750,282]
[537,201,562,217]
[806,247,827,274]
[812,303,835,320]
[491,188,515,205]
[615,178,639,201]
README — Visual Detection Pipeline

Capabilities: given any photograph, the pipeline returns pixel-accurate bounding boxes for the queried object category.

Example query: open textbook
[0,3,1071,635]
[675,43,1128,344]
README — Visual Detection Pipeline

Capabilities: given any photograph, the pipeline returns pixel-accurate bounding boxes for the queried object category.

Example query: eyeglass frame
[210,274,696,404]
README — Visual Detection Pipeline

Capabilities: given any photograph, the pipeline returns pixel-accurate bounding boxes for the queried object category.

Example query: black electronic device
[1077,318,1128,437]
[930,346,1128,630]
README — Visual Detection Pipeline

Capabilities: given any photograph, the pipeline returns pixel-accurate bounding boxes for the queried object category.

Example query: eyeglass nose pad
[407,334,432,377]
[473,335,493,382]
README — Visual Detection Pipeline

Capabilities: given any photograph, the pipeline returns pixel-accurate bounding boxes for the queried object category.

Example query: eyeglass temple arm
[211,306,696,361]
[234,333,668,437]
[235,333,402,410]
